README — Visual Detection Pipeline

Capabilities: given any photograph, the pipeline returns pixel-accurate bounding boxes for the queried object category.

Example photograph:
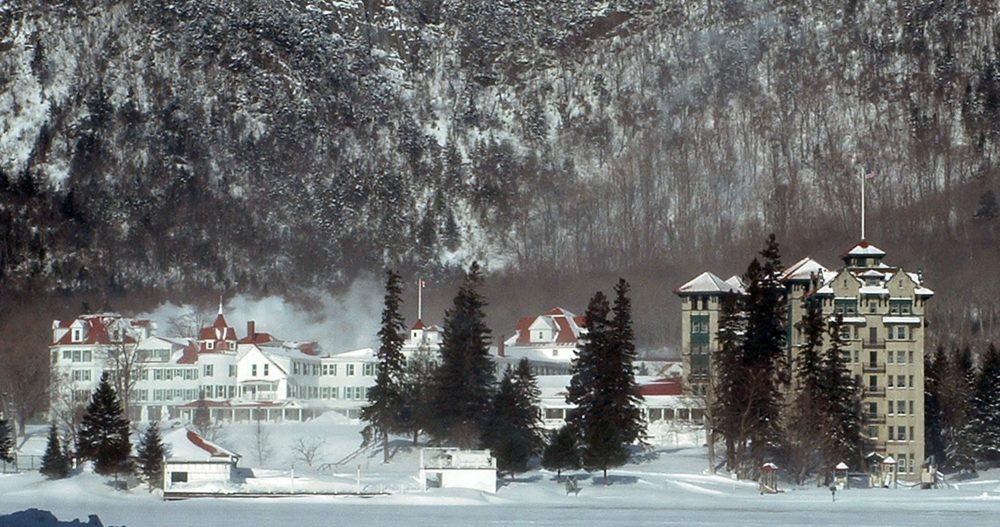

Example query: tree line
[361,266,646,483]
[37,371,165,492]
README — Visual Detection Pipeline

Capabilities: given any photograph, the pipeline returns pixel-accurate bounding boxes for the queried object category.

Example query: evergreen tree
[820,315,861,471]
[0,417,13,464]
[944,347,977,472]
[78,372,132,477]
[483,359,544,476]
[542,425,581,481]
[717,235,787,478]
[362,270,408,462]
[567,281,645,485]
[429,262,495,448]
[40,423,69,479]
[787,298,826,484]
[968,343,1000,467]
[136,422,165,491]
[711,291,745,474]
[400,346,436,445]
[924,346,947,467]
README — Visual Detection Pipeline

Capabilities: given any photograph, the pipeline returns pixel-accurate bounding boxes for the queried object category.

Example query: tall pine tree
[40,423,69,479]
[567,281,645,485]
[820,315,861,472]
[429,262,495,448]
[362,270,408,462]
[711,291,745,474]
[483,360,544,476]
[968,343,1000,467]
[78,372,132,477]
[946,347,977,472]
[924,346,948,467]
[136,422,166,491]
[787,297,826,484]
[717,235,787,478]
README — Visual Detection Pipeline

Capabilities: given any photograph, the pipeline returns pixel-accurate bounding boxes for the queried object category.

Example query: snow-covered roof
[845,241,886,257]
[163,428,240,462]
[859,285,888,295]
[328,347,375,359]
[676,272,740,295]
[781,257,828,282]
[883,316,921,325]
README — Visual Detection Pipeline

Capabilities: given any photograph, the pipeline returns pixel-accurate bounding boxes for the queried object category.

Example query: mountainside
[2,0,1000,345]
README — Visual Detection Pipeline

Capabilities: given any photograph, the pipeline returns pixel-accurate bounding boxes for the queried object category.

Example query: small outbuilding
[419,448,497,493]
[162,428,241,492]
[759,462,780,494]
[833,462,849,489]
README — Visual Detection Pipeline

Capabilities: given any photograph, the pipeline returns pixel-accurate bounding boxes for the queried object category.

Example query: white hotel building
[50,310,379,423]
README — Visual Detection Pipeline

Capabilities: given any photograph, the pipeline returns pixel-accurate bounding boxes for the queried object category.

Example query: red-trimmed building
[500,307,587,375]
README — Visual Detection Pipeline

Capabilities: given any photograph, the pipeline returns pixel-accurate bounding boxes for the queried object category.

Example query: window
[896,326,907,340]
[252,364,258,377]
[363,363,375,376]
[898,427,906,441]
[72,369,91,382]
[889,300,913,315]
[909,401,914,414]
[545,408,564,419]
[206,341,215,350]
[908,351,914,363]
[264,364,269,376]
[346,364,355,376]
[867,426,878,439]
[204,364,214,377]
[537,331,543,340]
[887,401,894,414]
[834,299,858,316]
[897,375,906,388]
[867,402,877,416]
[72,328,82,342]
[908,375,914,388]
[229,365,236,377]
[171,472,188,483]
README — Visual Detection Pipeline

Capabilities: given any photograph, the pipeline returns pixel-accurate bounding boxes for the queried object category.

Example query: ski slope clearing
[3,418,1000,526]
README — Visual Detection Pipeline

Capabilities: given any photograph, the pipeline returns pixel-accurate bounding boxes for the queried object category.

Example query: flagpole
[417,278,423,322]
[861,166,866,240]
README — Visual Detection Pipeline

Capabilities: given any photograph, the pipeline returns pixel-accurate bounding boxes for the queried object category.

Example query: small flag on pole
[864,167,878,180]
[420,279,427,288]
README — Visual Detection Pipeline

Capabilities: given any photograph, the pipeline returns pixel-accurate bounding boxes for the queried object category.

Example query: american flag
[864,167,878,180]
[420,279,426,288]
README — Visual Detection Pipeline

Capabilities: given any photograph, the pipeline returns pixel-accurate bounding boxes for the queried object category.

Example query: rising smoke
[139,278,384,354]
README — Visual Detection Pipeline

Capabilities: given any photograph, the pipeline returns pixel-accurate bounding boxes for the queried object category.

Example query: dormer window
[71,328,82,342]
[206,341,215,350]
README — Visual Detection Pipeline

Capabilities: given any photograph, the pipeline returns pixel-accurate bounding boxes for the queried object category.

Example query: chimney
[498,335,505,357]
[247,320,255,340]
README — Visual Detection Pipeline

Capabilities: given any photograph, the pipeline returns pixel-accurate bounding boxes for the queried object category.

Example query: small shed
[162,428,241,492]
[880,456,898,488]
[419,448,497,493]
[759,462,780,494]
[833,462,849,489]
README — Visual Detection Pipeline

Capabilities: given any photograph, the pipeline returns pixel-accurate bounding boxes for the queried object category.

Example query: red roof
[514,317,534,344]
[638,379,683,396]
[553,316,579,344]
[51,315,140,346]
[237,332,274,345]
[198,314,237,341]
[412,319,426,330]
[177,342,201,364]
[185,430,239,459]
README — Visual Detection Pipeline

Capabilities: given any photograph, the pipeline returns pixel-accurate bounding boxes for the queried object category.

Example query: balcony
[862,340,886,349]
[864,414,886,424]
[863,363,886,373]
[863,438,887,451]
[864,387,886,398]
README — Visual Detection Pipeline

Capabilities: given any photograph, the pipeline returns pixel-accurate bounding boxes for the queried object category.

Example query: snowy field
[3,417,1000,526]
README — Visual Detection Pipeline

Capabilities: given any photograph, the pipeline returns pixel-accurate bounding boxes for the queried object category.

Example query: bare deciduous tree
[293,437,325,468]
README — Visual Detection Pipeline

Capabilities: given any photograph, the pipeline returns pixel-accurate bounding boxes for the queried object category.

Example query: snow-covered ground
[3,418,1000,526]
